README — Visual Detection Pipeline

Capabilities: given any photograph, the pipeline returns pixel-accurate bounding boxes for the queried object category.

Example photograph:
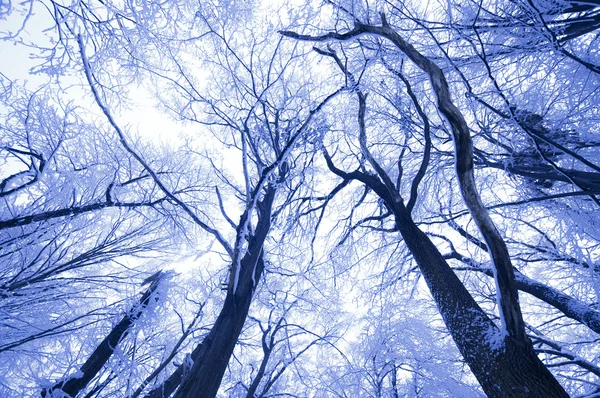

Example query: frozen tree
[41,272,167,398]
[2,0,600,397]
[279,1,599,395]
[0,73,207,395]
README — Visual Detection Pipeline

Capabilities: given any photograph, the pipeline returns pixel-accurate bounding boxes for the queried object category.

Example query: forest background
[1,0,600,396]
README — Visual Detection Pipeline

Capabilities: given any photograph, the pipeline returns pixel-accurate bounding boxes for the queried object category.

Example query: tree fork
[322,150,568,396]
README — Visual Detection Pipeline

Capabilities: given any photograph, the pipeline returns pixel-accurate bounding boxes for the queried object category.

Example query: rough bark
[282,17,570,396]
[395,212,565,397]
[453,254,600,335]
[323,153,568,396]
[282,16,527,343]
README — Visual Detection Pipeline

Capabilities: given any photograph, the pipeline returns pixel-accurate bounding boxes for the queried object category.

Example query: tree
[278,3,598,395]
[41,272,167,398]
[136,16,342,396]
[3,0,600,396]
[0,75,196,396]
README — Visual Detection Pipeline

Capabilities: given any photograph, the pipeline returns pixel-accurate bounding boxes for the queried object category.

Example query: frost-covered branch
[77,35,234,259]
[283,14,527,343]
[42,273,167,398]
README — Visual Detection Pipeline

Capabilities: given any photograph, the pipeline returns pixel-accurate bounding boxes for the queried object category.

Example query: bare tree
[281,12,570,396]
[41,272,168,398]
[3,0,600,396]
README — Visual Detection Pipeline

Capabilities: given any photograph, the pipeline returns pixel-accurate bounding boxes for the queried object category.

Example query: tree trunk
[282,18,571,396]
[145,187,276,398]
[42,274,164,397]
[145,257,265,398]
[320,155,569,396]
[173,255,264,398]
[392,200,568,397]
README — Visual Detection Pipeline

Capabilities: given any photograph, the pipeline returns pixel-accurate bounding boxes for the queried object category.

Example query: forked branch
[282,14,527,343]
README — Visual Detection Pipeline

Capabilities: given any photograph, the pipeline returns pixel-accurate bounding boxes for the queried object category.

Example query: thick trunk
[42,276,163,397]
[281,19,570,396]
[320,155,569,396]
[173,253,263,398]
[319,149,569,396]
[490,340,572,397]
[144,256,265,398]
[145,188,276,398]
[392,203,568,397]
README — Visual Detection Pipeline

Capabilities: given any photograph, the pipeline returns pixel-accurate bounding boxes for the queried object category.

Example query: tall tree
[41,272,167,398]
[280,11,571,397]
[3,0,600,396]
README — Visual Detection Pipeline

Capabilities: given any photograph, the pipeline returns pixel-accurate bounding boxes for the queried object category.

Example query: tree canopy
[1,0,600,397]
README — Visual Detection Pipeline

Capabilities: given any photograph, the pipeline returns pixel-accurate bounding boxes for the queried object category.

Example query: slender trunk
[42,275,163,397]
[245,333,273,398]
[390,363,399,398]
[0,200,162,231]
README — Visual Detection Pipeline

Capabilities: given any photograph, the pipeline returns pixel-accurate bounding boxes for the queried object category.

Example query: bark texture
[323,155,568,396]
[448,250,600,335]
[282,17,570,396]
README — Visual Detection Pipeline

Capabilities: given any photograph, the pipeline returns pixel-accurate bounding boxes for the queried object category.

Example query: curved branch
[284,15,527,341]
